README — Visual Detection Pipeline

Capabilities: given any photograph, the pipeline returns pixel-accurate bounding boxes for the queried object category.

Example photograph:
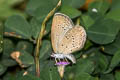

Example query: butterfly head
[50,53,56,57]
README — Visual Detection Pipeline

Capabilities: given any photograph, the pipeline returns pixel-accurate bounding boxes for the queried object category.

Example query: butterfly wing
[51,13,74,53]
[58,25,86,54]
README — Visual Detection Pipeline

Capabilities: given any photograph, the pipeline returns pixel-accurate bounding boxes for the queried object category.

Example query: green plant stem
[35,0,61,77]
[76,17,80,25]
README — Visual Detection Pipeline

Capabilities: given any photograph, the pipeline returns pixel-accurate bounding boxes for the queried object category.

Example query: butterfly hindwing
[58,25,86,54]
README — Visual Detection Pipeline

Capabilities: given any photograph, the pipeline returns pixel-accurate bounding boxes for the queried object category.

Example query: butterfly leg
[64,57,68,62]
[55,57,58,63]
[58,58,61,62]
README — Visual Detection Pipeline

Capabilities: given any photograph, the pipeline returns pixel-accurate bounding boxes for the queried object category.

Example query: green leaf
[27,61,54,76]
[26,0,59,20]
[104,49,120,73]
[100,74,115,80]
[74,73,97,80]
[3,72,15,80]
[62,0,85,8]
[16,40,34,54]
[81,14,95,29]
[21,74,40,80]
[0,0,26,20]
[26,0,58,39]
[89,50,108,74]
[40,67,61,80]
[40,65,61,80]
[0,0,23,7]
[3,38,15,58]
[65,58,95,80]
[115,71,120,80]
[103,32,120,55]
[18,50,34,67]
[27,65,36,75]
[1,58,17,67]
[88,12,105,24]
[0,64,7,76]
[111,0,120,11]
[28,60,60,80]
[30,17,52,39]
[3,70,40,80]
[30,18,40,39]
[60,6,81,19]
[87,18,120,44]
[106,9,120,22]
[75,58,95,74]
[39,40,52,59]
[88,0,110,14]
[0,22,3,53]
[84,40,94,51]
[27,60,60,80]
[5,15,32,39]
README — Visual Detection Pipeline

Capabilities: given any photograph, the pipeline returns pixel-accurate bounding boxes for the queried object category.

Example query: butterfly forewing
[51,13,74,53]
[58,25,86,54]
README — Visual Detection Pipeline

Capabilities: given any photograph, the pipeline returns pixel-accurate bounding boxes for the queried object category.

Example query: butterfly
[51,13,86,78]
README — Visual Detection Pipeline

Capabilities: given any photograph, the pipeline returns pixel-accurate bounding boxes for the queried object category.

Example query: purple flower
[56,61,70,66]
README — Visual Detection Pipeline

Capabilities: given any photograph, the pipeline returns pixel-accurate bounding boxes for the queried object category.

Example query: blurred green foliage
[0,22,3,53]
[0,0,120,80]
[0,0,26,20]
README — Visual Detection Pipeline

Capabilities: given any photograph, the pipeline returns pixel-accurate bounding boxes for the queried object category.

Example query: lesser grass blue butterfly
[51,13,86,78]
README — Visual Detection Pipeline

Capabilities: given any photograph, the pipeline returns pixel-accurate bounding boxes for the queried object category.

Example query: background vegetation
[0,0,120,80]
